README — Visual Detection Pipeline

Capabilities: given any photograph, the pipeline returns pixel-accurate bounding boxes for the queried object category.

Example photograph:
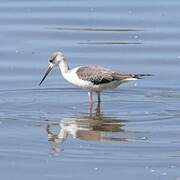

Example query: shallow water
[0,0,180,179]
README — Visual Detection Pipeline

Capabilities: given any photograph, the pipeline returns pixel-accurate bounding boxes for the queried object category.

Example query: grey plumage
[76,66,152,85]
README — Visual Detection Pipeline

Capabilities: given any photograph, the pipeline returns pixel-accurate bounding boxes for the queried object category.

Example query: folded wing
[76,66,139,85]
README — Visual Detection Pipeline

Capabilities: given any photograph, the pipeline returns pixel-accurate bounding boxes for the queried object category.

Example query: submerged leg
[96,92,101,114]
[88,92,93,113]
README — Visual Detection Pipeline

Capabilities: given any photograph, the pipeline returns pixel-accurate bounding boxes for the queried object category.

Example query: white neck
[58,58,69,76]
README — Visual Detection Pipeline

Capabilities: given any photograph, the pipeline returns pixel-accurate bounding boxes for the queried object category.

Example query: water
[0,0,180,179]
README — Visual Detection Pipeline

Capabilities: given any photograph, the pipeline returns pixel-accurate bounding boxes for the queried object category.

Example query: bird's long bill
[39,65,53,86]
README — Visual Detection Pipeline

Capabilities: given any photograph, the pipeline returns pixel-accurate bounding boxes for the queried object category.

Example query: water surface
[0,0,180,179]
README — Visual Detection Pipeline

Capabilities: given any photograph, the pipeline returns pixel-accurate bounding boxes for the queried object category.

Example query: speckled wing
[76,66,134,85]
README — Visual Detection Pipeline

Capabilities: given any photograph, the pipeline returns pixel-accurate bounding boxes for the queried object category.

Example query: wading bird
[39,52,151,113]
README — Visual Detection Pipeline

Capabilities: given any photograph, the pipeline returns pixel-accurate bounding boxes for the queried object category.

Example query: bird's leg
[88,92,93,114]
[96,92,101,114]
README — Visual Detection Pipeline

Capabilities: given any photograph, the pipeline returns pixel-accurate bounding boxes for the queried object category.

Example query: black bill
[39,65,53,86]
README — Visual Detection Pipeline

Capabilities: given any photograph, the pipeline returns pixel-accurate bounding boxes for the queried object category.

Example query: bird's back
[76,65,137,85]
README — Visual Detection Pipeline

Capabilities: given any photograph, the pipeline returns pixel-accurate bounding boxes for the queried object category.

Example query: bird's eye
[49,59,53,63]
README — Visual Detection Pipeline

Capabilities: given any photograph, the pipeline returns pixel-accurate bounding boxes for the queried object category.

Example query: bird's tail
[132,74,153,79]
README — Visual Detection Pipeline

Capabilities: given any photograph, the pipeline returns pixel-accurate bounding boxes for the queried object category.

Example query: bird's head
[39,51,65,86]
[48,51,65,67]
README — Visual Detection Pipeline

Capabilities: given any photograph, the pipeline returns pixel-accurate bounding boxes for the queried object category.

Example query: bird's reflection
[46,113,128,156]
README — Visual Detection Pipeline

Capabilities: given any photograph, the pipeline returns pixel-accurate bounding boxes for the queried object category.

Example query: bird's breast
[63,68,93,89]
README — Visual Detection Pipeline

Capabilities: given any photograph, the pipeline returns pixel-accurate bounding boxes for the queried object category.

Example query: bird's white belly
[96,80,122,91]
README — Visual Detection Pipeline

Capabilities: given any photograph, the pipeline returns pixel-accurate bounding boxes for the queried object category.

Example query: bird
[39,51,151,113]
